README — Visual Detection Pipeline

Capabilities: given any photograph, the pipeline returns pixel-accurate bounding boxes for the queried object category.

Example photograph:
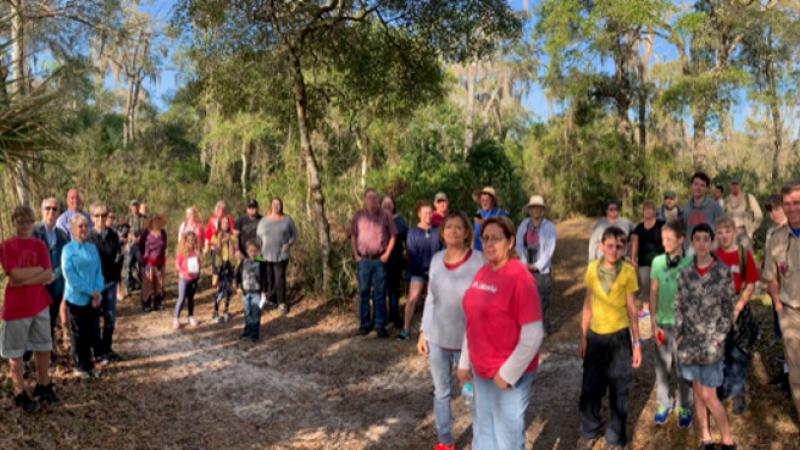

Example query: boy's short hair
[714,215,736,231]
[245,239,261,250]
[691,223,715,241]
[691,171,711,186]
[601,226,627,243]
[642,201,655,210]
[663,219,686,239]
[11,205,35,223]
[766,194,783,212]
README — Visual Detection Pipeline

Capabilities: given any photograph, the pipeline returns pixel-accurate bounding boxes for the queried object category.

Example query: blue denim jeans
[721,344,748,398]
[97,282,117,358]
[472,370,535,450]
[242,292,262,338]
[357,258,386,330]
[428,342,477,445]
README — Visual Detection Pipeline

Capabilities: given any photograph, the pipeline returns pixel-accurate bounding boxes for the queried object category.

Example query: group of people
[351,187,555,449]
[352,172,798,450]
[0,189,297,412]
[2,173,799,449]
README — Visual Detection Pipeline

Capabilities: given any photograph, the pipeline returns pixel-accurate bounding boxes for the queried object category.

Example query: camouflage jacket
[675,258,735,366]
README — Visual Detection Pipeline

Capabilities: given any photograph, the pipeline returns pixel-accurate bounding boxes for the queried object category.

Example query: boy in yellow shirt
[577,226,642,450]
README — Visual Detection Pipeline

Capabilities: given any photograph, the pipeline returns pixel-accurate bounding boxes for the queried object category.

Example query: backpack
[728,247,759,357]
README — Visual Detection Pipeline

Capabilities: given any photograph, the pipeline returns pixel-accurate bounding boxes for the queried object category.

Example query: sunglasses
[93,213,108,218]
[43,206,58,212]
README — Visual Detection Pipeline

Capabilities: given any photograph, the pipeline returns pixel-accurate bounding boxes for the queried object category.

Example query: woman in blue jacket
[62,214,104,378]
[397,200,443,341]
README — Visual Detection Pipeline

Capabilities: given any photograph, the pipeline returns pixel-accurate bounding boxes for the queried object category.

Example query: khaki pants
[779,304,800,417]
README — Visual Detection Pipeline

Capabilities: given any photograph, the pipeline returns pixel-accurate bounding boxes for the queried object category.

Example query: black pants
[67,302,100,373]
[385,264,404,327]
[266,260,289,308]
[534,272,552,333]
[579,328,633,446]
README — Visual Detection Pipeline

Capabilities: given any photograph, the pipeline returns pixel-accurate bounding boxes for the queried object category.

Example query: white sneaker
[173,318,181,330]
[188,316,198,327]
[259,296,267,310]
[222,312,230,322]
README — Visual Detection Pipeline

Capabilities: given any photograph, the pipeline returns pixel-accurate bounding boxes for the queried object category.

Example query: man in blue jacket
[32,198,70,356]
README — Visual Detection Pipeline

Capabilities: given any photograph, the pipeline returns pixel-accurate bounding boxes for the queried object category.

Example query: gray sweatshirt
[257,215,297,262]
[684,196,724,248]
[241,258,262,293]
[420,250,484,350]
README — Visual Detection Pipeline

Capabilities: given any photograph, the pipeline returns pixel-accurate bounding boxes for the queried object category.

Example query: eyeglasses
[15,219,34,225]
[92,213,108,218]
[43,206,58,212]
[480,235,506,244]
[77,224,88,229]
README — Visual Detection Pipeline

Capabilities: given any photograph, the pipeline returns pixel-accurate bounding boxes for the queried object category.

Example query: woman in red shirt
[457,217,544,449]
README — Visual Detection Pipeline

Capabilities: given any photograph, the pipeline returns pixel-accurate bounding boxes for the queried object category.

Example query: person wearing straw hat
[472,187,508,251]
[516,195,557,335]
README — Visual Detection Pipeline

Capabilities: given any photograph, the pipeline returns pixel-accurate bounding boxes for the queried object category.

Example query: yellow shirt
[584,259,638,334]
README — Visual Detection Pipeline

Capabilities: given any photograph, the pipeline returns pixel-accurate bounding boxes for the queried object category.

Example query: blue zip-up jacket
[473,208,508,251]
[62,240,104,306]
[32,222,69,302]
[406,226,443,279]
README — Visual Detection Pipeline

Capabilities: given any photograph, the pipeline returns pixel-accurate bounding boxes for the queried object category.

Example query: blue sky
[141,0,750,130]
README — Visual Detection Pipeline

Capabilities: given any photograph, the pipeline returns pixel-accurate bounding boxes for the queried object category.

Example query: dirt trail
[1,217,798,449]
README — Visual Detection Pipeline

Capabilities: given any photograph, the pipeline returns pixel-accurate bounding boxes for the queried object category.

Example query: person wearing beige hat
[516,195,557,334]
[472,187,508,251]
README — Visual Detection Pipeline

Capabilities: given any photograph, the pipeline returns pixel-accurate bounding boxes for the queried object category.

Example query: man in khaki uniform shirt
[725,176,763,250]
[763,181,800,417]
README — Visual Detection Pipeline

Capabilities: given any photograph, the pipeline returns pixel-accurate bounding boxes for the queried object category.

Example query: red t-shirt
[205,213,235,242]
[0,237,52,320]
[431,212,445,228]
[715,247,760,294]
[462,258,541,379]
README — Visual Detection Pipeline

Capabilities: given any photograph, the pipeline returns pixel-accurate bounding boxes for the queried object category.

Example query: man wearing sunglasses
[32,198,70,357]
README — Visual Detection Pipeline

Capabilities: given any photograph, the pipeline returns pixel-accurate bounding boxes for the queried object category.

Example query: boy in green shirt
[649,220,693,428]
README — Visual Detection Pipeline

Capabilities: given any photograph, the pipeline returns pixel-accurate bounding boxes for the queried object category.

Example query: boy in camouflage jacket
[675,223,736,450]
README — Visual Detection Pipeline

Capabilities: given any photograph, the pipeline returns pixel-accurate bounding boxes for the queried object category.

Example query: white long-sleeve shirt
[515,217,557,274]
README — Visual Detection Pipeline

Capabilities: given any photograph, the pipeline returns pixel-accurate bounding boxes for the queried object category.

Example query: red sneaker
[433,443,455,450]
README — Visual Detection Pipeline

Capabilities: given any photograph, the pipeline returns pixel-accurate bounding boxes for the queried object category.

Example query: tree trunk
[692,106,708,169]
[766,33,782,182]
[241,139,251,198]
[637,31,654,152]
[10,0,30,206]
[355,131,368,191]
[463,61,477,157]
[288,49,332,294]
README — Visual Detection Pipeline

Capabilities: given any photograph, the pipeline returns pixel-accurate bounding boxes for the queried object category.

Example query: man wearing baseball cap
[724,176,763,250]
[516,195,557,334]
[431,192,449,228]
[656,191,684,224]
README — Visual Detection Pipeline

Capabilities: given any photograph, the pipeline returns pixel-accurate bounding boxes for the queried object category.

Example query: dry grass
[0,216,798,449]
